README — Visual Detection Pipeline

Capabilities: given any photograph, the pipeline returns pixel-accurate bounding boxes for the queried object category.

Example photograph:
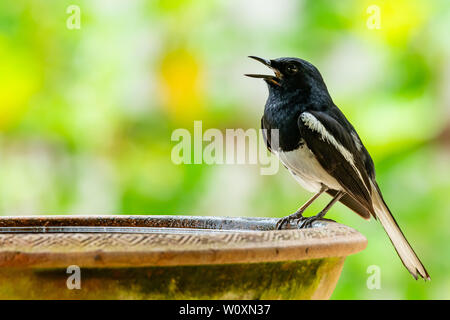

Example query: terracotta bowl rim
[0,215,367,268]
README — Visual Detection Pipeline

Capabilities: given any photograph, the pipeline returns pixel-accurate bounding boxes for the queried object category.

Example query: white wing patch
[351,132,363,151]
[300,112,369,192]
[300,112,356,166]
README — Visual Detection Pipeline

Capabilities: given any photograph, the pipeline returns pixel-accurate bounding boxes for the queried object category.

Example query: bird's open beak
[245,56,282,86]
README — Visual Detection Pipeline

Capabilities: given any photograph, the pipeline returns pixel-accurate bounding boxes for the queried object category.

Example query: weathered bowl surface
[0,215,366,299]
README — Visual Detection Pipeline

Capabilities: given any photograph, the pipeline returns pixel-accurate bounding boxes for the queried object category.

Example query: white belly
[276,144,342,193]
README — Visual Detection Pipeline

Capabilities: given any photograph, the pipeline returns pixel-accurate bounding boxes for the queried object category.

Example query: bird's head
[245,56,327,95]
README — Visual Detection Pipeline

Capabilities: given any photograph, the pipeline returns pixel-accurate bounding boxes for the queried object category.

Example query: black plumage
[247,56,429,280]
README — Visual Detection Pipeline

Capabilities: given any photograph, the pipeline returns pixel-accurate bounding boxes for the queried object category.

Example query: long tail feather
[370,181,430,280]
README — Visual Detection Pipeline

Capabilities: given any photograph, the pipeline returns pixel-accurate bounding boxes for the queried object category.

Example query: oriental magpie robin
[246,56,429,280]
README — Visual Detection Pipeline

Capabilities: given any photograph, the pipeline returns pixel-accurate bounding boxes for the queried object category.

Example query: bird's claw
[277,214,328,230]
[297,216,336,229]
[276,210,334,230]
[297,216,319,229]
[276,217,291,230]
[276,211,304,230]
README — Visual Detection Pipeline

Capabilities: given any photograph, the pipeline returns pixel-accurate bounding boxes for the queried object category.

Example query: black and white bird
[246,56,430,280]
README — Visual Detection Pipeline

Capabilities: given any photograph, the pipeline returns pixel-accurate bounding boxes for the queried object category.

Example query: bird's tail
[370,180,430,280]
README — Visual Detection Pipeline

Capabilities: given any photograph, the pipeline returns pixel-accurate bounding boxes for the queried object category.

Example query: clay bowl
[0,215,366,299]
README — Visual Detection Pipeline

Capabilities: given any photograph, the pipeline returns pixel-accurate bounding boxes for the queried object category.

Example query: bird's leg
[276,186,327,230]
[298,191,345,229]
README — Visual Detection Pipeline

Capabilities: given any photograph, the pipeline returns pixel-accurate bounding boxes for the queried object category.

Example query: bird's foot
[276,210,304,230]
[297,214,335,229]
[297,215,321,229]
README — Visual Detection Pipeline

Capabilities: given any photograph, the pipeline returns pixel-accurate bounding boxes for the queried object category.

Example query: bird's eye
[285,64,298,75]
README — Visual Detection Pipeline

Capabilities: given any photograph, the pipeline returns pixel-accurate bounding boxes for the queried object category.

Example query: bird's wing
[327,189,371,220]
[298,111,429,280]
[297,110,374,214]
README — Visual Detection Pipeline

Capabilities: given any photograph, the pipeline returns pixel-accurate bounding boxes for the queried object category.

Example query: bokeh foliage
[0,0,449,299]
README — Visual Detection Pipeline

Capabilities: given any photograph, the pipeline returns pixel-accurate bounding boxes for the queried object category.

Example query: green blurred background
[1,0,449,299]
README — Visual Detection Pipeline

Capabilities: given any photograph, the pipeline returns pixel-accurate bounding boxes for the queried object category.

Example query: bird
[245,56,430,280]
